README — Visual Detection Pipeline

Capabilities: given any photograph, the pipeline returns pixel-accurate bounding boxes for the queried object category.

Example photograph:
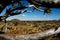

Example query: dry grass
[0,19,60,40]
[5,20,60,35]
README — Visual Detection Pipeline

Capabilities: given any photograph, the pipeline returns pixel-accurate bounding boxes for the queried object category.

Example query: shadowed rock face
[27,0,60,8]
[0,36,10,40]
[0,0,21,13]
[0,0,12,13]
[31,0,60,3]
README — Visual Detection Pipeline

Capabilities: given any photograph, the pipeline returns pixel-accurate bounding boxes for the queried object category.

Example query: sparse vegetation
[0,19,60,40]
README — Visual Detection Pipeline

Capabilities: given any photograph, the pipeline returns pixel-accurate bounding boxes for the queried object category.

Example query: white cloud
[22,14,26,17]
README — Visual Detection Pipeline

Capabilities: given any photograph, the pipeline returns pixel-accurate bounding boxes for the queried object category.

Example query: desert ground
[0,19,60,40]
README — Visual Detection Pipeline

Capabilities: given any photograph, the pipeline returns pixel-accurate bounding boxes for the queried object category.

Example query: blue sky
[0,0,60,21]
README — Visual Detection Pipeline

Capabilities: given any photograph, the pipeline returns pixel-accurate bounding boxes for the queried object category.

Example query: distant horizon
[7,18,60,21]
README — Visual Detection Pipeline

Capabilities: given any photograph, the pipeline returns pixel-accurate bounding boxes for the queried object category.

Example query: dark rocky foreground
[0,27,60,40]
[0,33,60,40]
